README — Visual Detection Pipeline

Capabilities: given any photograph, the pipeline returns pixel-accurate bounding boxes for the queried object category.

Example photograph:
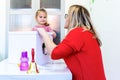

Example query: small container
[20,51,29,71]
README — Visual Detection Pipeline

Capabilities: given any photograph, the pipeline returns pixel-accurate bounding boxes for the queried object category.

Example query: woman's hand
[37,28,57,54]
[37,28,47,37]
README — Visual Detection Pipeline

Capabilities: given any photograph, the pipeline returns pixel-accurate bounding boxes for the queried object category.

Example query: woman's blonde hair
[35,8,49,26]
[68,5,102,46]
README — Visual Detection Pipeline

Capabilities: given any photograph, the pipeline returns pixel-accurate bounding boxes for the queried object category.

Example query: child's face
[36,11,47,25]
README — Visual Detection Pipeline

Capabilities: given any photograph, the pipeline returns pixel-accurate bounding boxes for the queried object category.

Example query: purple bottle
[20,51,29,71]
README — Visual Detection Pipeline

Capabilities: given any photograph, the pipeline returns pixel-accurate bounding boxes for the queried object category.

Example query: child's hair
[35,8,49,26]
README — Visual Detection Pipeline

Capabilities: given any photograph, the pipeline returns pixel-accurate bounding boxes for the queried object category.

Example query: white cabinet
[7,0,65,44]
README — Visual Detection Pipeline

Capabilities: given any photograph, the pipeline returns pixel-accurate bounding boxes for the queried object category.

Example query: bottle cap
[21,51,28,57]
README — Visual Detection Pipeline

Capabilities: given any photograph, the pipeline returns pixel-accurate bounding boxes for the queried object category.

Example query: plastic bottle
[20,51,29,71]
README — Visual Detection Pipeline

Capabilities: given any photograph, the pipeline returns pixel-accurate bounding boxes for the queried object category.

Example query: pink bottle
[20,51,29,71]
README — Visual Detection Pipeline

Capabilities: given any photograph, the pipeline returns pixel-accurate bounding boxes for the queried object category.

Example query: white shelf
[0,59,72,80]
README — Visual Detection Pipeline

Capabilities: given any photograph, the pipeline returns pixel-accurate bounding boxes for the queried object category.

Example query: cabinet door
[8,0,34,31]
[9,14,33,31]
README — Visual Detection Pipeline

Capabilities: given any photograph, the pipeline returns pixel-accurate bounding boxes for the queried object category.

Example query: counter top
[0,59,72,80]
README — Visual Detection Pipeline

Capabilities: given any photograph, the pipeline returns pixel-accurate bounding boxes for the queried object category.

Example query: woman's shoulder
[69,27,84,33]
[66,27,83,38]
[68,27,92,37]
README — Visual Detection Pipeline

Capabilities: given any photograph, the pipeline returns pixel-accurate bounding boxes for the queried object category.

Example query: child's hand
[51,31,57,38]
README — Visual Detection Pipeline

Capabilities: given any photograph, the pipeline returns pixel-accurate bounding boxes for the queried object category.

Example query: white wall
[0,1,7,61]
[65,0,120,80]
[92,0,120,80]
[65,0,90,13]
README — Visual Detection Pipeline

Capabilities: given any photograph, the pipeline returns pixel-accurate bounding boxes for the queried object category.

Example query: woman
[37,5,106,80]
